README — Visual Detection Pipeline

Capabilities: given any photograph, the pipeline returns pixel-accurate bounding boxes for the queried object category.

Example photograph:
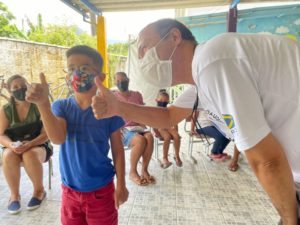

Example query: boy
[153,89,181,168]
[26,45,128,225]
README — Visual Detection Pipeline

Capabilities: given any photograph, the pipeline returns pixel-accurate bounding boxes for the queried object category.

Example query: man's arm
[118,103,192,129]
[92,76,193,129]
[245,133,297,225]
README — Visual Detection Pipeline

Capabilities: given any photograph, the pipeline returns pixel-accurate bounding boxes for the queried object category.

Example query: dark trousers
[196,126,230,154]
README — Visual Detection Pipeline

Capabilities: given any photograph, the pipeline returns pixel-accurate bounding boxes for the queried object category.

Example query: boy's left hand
[114,186,129,209]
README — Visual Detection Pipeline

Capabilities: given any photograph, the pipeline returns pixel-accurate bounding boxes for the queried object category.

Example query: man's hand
[91,76,121,119]
[26,73,50,106]
[114,185,129,209]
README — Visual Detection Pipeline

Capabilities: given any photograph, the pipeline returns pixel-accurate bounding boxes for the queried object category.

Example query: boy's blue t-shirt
[51,97,124,192]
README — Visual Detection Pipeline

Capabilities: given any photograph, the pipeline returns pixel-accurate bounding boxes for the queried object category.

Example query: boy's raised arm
[26,73,67,144]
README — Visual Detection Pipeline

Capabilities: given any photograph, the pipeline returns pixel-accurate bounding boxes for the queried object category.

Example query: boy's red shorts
[61,181,117,225]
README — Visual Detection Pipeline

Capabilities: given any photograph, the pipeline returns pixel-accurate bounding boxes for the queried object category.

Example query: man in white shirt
[94,19,300,224]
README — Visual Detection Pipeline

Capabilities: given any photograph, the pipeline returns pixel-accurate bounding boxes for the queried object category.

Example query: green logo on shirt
[223,114,235,129]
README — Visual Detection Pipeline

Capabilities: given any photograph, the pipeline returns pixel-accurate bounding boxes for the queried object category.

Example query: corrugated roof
[61,0,299,15]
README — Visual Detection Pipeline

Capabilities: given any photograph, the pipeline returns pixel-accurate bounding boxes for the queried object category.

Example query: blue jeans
[196,126,230,154]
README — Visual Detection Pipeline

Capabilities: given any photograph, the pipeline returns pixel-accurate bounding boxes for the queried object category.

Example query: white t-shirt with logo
[173,33,300,182]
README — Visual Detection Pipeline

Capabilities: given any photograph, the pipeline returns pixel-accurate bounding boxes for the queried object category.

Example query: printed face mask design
[71,70,95,93]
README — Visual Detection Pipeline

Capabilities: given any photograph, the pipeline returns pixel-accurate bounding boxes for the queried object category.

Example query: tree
[26,15,97,48]
[0,2,25,38]
[107,42,128,87]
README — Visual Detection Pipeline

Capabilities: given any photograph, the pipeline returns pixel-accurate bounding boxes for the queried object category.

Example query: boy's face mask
[70,69,95,93]
[12,87,27,101]
[157,101,169,108]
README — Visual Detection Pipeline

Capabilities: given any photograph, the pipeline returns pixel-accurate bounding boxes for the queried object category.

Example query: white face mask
[139,33,177,88]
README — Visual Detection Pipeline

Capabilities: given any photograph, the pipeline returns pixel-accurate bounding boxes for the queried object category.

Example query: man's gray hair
[151,18,197,44]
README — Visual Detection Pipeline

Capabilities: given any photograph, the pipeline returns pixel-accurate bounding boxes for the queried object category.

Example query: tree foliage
[0,1,129,88]
[0,2,25,38]
[26,15,97,48]
[107,42,128,87]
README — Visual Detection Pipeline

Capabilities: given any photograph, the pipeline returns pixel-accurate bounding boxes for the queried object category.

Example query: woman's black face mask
[12,87,27,101]
[157,101,169,107]
[117,80,129,92]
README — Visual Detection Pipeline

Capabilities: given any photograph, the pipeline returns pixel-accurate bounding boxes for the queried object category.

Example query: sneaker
[27,191,46,211]
[8,200,21,215]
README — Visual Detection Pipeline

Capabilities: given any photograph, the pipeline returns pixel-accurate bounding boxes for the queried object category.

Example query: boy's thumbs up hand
[26,72,50,106]
[92,76,120,119]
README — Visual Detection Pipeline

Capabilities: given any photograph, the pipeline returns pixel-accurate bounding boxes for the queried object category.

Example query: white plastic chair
[184,117,214,163]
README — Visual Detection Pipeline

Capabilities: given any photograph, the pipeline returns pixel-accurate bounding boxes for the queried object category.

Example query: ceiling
[61,0,299,15]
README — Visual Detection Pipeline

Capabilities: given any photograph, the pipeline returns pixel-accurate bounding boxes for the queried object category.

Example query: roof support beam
[96,16,110,87]
[227,0,239,32]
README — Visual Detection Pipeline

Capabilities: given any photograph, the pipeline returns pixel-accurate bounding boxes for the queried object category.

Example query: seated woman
[153,89,182,168]
[191,110,231,161]
[0,75,52,214]
[114,72,155,186]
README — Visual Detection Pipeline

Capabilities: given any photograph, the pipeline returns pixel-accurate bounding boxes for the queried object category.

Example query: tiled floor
[0,125,279,225]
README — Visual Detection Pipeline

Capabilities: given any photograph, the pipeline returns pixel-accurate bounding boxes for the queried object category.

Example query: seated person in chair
[114,72,155,186]
[0,75,52,214]
[191,110,231,161]
[153,89,182,168]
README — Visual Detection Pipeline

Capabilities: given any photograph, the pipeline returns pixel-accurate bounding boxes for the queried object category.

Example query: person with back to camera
[190,109,231,162]
[153,89,182,168]
[114,71,155,186]
[25,45,128,225]
[91,19,300,224]
[0,74,53,214]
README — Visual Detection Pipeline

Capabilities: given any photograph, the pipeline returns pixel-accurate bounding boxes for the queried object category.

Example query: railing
[168,84,187,103]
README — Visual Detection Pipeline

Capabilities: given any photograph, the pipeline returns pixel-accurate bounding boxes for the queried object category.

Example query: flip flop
[161,161,172,169]
[221,153,232,160]
[174,157,183,167]
[142,175,156,184]
[129,177,148,186]
[228,162,239,172]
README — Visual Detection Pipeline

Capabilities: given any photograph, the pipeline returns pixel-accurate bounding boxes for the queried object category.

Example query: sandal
[209,154,226,162]
[221,153,232,160]
[174,157,183,167]
[228,162,239,172]
[161,161,172,169]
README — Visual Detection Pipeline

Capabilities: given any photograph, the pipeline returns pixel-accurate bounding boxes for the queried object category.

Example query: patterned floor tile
[0,124,280,224]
